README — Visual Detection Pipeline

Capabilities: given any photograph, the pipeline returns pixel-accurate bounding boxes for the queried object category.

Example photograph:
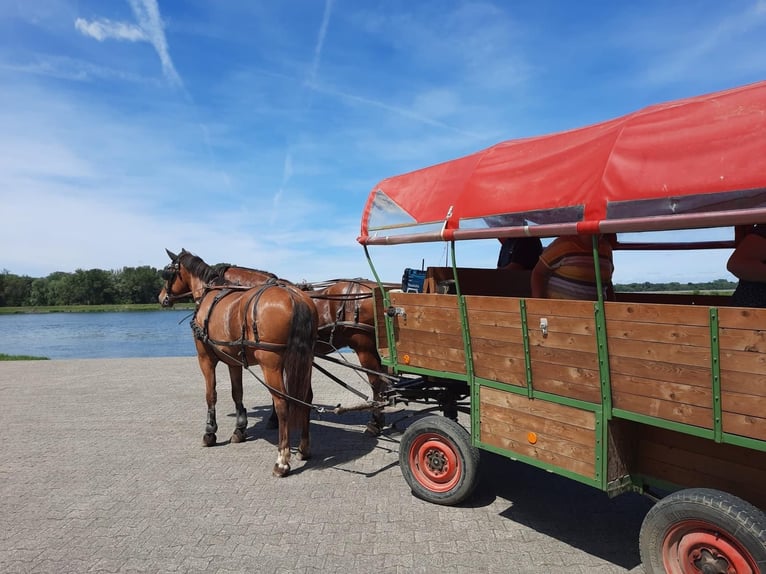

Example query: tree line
[0,267,164,307]
[0,267,738,308]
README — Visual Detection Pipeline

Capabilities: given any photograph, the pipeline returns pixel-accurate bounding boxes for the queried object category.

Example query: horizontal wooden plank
[720,369,766,396]
[468,322,525,344]
[720,348,766,376]
[480,426,596,478]
[722,412,766,442]
[394,307,463,336]
[524,313,597,337]
[480,402,596,447]
[611,373,712,408]
[722,391,766,419]
[525,298,597,319]
[481,417,595,460]
[530,362,602,403]
[612,391,713,428]
[607,319,710,347]
[470,337,526,360]
[472,343,527,387]
[607,338,710,369]
[718,306,766,329]
[605,302,711,326]
[466,308,523,328]
[464,295,524,313]
[528,330,599,355]
[719,326,766,353]
[609,354,711,388]
[395,351,466,375]
[388,292,459,309]
[529,345,599,371]
[395,331,464,359]
[480,386,596,430]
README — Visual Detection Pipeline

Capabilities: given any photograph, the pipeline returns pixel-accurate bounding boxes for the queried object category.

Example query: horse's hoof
[365,421,382,436]
[202,433,217,447]
[272,464,290,478]
[297,450,311,461]
[231,429,246,443]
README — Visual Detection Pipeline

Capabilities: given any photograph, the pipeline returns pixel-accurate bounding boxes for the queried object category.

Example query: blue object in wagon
[401,268,426,293]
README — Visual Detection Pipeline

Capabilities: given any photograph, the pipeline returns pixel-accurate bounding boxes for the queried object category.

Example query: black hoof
[202,433,217,447]
[365,421,382,436]
[272,464,290,477]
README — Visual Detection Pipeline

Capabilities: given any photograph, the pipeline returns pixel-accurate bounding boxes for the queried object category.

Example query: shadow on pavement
[471,452,652,570]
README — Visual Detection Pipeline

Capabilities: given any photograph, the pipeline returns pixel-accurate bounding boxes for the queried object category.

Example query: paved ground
[0,356,653,573]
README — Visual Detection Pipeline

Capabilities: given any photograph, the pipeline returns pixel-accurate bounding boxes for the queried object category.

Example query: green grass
[0,303,195,315]
[0,353,49,361]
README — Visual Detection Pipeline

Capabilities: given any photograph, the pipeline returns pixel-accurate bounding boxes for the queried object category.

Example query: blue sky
[1,1,765,284]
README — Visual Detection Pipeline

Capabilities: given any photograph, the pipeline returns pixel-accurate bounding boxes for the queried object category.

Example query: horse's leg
[262,365,293,477]
[266,399,278,429]
[197,349,219,447]
[353,339,388,436]
[297,386,312,461]
[228,365,248,443]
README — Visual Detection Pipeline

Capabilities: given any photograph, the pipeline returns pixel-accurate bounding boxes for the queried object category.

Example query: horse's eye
[161,268,173,280]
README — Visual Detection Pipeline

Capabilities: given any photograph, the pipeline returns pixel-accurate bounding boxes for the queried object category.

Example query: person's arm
[530,260,552,298]
[727,234,766,282]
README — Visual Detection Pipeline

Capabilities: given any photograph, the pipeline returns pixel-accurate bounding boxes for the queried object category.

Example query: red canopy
[359,80,766,245]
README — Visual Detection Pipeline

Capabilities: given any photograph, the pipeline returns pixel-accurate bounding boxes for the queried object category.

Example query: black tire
[399,415,479,506]
[639,488,766,574]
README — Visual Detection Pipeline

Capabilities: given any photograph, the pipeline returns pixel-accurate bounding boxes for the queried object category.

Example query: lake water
[0,310,198,359]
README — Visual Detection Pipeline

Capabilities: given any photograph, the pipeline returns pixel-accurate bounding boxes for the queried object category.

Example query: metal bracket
[386,306,406,320]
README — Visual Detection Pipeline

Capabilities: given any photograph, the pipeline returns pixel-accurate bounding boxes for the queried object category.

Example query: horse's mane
[219,264,279,280]
[179,250,226,286]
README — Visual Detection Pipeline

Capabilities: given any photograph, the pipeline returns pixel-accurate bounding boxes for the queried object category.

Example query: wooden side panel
[464,296,526,387]
[480,386,597,478]
[634,425,766,510]
[387,292,466,375]
[606,302,713,428]
[525,299,602,403]
[718,307,766,442]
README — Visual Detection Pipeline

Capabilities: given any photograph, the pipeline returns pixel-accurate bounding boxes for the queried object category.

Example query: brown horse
[217,263,391,434]
[159,249,318,477]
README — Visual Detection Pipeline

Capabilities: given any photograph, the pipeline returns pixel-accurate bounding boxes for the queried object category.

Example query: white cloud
[74,0,181,86]
[74,17,146,42]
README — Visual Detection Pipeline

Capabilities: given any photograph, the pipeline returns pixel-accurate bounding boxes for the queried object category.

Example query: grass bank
[0,303,195,315]
[0,353,50,361]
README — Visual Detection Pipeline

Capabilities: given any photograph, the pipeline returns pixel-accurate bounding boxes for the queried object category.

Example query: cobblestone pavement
[0,356,652,573]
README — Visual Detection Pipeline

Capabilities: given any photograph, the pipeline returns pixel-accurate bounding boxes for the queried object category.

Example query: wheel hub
[425,448,447,473]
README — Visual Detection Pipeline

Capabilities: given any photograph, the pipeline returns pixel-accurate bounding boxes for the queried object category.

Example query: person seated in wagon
[530,233,615,301]
[496,236,543,270]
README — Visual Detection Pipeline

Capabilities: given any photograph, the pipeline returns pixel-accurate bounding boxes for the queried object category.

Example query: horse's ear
[166,248,178,260]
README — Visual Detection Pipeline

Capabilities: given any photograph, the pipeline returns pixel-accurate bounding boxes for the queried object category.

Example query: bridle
[160,261,194,306]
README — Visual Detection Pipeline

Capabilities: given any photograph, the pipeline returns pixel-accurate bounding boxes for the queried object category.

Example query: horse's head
[158,248,193,307]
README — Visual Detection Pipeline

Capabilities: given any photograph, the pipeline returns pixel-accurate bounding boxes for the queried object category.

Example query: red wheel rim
[407,432,461,493]
[662,519,758,574]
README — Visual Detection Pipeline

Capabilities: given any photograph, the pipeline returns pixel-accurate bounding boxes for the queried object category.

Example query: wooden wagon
[358,80,766,573]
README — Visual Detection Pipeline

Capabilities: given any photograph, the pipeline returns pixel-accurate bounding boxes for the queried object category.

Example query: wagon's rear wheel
[639,488,766,574]
[399,415,479,506]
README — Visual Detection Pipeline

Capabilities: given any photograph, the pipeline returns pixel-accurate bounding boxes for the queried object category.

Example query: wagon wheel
[639,488,766,574]
[399,415,479,506]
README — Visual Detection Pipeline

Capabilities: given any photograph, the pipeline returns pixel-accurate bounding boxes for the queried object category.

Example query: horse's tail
[283,291,317,430]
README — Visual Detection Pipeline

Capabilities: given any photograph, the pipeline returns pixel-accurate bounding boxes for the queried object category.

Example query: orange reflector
[402,354,411,365]
[527,432,538,444]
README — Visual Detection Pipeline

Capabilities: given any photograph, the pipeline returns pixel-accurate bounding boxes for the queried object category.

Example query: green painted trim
[389,363,469,382]
[722,432,766,453]
[519,298,533,398]
[612,408,715,440]
[477,441,603,490]
[594,302,613,417]
[448,241,480,443]
[709,307,723,443]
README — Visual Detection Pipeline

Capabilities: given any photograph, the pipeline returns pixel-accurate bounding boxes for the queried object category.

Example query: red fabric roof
[360,80,766,242]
